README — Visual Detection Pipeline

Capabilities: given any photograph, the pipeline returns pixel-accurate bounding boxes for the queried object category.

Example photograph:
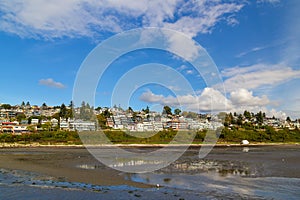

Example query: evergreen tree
[243,110,251,120]
[162,106,172,115]
[142,106,150,114]
[174,108,181,115]
[41,102,47,110]
[59,103,67,119]
[256,111,264,124]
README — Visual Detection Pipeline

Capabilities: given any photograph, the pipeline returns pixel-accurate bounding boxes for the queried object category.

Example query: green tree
[52,112,60,120]
[174,108,181,116]
[256,111,264,125]
[41,102,47,110]
[97,114,108,129]
[224,112,233,126]
[26,101,31,107]
[103,109,111,118]
[59,103,67,119]
[142,106,150,114]
[67,101,74,119]
[243,110,251,120]
[162,106,172,115]
[237,114,243,126]
[41,122,52,131]
[16,113,26,122]
[95,106,101,111]
[27,125,36,133]
[182,111,198,119]
[127,106,133,113]
[0,104,11,109]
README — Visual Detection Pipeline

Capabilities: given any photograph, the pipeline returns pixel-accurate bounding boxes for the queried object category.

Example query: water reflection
[77,158,255,177]
[77,164,99,170]
[157,159,255,177]
[109,159,165,168]
[243,147,250,152]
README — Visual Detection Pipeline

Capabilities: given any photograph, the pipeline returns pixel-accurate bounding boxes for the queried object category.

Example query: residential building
[69,120,96,132]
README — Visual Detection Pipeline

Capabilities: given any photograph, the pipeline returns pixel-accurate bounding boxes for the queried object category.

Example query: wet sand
[1,145,300,199]
[1,145,300,184]
[0,147,150,188]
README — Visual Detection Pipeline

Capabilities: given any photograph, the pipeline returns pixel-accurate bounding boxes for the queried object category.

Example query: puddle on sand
[76,164,103,170]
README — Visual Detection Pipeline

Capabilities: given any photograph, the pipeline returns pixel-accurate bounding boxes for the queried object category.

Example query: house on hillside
[0,121,34,135]
[69,120,96,132]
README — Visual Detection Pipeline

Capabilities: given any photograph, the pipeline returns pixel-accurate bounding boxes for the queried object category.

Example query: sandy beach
[1,145,300,199]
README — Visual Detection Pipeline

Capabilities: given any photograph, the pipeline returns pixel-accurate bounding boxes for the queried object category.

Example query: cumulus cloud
[230,88,270,106]
[166,31,202,61]
[164,1,243,37]
[221,64,300,92]
[39,78,65,88]
[140,88,231,112]
[139,87,289,118]
[0,0,245,40]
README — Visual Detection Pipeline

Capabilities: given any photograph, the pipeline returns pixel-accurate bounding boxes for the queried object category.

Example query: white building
[69,120,96,132]
[60,119,69,130]
[13,125,29,135]
[31,118,39,125]
[136,123,144,132]
[51,118,59,127]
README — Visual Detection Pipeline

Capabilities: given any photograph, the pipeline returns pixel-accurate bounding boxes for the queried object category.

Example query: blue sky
[0,0,300,119]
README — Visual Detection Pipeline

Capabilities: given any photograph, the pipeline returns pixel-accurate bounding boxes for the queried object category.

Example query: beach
[1,145,300,199]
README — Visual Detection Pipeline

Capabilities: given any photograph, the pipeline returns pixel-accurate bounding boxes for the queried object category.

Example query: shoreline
[0,142,299,148]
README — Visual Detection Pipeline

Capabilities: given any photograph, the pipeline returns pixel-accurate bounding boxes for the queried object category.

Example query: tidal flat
[0,145,300,199]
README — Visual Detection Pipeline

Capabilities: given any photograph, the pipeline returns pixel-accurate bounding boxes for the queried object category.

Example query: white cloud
[139,87,289,119]
[236,46,268,58]
[166,31,201,61]
[221,64,300,92]
[140,88,231,112]
[167,85,181,92]
[257,0,280,4]
[176,65,197,76]
[186,70,194,75]
[177,65,188,71]
[0,0,245,39]
[164,2,244,37]
[230,88,270,106]
[39,78,65,88]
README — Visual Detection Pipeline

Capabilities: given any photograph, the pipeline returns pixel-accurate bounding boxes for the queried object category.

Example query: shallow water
[130,171,300,199]
[128,145,300,199]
